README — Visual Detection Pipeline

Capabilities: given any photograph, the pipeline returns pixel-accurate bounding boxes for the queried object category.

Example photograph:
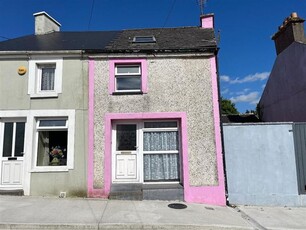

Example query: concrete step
[0,189,24,196]
[143,184,184,201]
[109,183,143,200]
[110,183,184,201]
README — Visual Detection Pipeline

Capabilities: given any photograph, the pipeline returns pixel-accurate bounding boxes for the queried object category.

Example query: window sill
[29,93,59,98]
[112,91,143,95]
[31,167,69,172]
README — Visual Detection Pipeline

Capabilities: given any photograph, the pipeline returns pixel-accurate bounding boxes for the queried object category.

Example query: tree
[220,97,239,115]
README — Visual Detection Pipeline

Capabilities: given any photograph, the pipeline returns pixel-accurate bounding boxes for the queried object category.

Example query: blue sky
[0,0,305,112]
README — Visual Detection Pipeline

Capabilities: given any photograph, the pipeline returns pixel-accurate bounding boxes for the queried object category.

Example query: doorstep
[109,183,184,201]
[0,189,24,196]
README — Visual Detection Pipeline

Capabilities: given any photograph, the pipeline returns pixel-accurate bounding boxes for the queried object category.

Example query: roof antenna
[198,0,208,15]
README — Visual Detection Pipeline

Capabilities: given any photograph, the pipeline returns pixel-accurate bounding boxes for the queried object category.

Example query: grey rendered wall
[0,58,88,197]
[260,42,306,122]
[93,56,218,189]
[223,123,306,206]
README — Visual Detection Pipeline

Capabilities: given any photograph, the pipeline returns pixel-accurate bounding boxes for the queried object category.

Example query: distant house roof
[0,27,217,53]
[221,114,261,123]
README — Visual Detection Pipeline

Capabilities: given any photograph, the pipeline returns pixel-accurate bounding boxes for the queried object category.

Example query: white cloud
[230,91,260,105]
[220,72,270,84]
[236,88,250,95]
[221,88,229,95]
[220,75,230,82]
[262,84,266,89]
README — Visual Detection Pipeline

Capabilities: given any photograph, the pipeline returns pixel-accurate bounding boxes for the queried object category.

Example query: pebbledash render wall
[87,54,226,205]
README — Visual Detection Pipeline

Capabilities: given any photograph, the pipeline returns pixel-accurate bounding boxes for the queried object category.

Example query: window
[28,59,63,98]
[35,118,68,167]
[143,121,180,182]
[115,65,141,92]
[133,36,156,43]
[109,59,148,94]
[38,64,55,91]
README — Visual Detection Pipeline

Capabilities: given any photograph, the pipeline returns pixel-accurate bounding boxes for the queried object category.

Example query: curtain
[143,131,179,181]
[41,68,55,90]
[37,131,50,166]
[143,131,178,151]
[144,154,179,181]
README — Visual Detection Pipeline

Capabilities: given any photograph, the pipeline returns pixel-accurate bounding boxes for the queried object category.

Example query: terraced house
[0,12,225,205]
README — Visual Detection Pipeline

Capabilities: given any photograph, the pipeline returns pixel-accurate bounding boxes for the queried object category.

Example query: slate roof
[107,27,216,53]
[0,31,120,51]
[0,27,217,53]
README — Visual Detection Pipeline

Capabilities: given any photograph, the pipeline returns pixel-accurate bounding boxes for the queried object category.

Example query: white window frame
[142,120,180,183]
[142,121,179,155]
[115,64,142,93]
[28,58,63,98]
[32,112,75,172]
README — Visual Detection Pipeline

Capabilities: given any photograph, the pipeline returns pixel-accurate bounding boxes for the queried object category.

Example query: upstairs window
[28,59,63,98]
[38,64,56,91]
[115,64,141,92]
[109,59,148,95]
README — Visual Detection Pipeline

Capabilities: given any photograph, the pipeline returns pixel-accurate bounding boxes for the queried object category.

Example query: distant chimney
[200,13,214,29]
[33,11,61,35]
[272,12,305,55]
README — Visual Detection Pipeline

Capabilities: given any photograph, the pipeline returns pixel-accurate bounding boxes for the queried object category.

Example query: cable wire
[88,0,95,30]
[163,0,177,28]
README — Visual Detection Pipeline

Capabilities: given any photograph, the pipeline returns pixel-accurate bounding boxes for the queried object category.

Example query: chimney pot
[33,11,61,35]
[291,12,298,18]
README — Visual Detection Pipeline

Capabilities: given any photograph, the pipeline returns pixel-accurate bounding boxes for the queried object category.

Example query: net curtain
[143,131,179,181]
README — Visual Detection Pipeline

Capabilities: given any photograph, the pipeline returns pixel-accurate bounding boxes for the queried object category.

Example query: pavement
[0,196,306,230]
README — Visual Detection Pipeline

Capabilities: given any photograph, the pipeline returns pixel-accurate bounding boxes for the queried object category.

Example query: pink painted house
[87,14,226,205]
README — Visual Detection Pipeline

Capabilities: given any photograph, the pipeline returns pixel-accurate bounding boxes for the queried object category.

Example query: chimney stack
[272,12,305,55]
[33,11,61,35]
[200,13,214,29]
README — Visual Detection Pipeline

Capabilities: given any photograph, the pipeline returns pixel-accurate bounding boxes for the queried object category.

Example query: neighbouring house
[0,12,226,205]
[0,12,117,197]
[259,12,306,122]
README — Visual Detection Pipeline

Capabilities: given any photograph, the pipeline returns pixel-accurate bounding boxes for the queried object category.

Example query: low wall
[223,123,306,206]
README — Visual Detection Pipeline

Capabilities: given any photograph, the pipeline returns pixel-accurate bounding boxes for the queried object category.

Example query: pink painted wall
[183,56,225,205]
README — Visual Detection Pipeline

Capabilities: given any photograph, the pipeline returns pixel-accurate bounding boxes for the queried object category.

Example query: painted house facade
[0,12,104,197]
[0,12,225,205]
[259,12,306,122]
[87,15,225,205]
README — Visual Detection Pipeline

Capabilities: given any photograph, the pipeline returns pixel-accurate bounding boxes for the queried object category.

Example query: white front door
[112,123,140,182]
[0,120,26,188]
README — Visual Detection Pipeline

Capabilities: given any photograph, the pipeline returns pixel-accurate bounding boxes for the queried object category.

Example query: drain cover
[168,203,187,209]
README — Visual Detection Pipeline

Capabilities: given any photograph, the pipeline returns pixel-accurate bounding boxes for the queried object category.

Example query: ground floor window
[143,121,179,182]
[36,119,68,166]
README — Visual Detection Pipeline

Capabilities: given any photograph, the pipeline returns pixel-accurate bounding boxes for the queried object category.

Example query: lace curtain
[41,68,55,90]
[143,131,179,181]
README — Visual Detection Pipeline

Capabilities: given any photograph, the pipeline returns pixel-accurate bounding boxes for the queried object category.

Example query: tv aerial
[198,0,208,15]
